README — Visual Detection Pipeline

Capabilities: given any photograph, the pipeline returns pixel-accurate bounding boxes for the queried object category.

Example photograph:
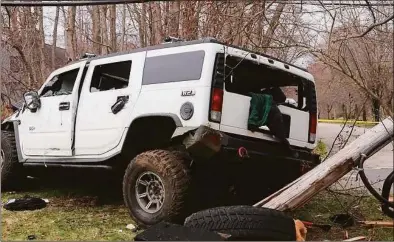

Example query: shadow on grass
[8,168,125,206]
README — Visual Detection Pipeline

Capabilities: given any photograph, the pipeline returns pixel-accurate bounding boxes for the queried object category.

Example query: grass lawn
[292,191,394,241]
[1,173,393,241]
[1,173,138,241]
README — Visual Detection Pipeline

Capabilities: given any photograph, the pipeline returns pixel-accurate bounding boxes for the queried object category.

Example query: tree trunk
[168,1,180,37]
[36,7,47,81]
[151,2,163,44]
[91,6,101,54]
[139,3,147,47]
[121,4,126,51]
[52,6,60,69]
[372,98,381,121]
[110,5,117,52]
[66,6,77,60]
[100,5,109,54]
[261,3,285,48]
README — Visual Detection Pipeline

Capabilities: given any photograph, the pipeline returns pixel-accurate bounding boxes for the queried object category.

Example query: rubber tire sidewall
[184,205,297,241]
[123,150,190,227]
[1,131,24,190]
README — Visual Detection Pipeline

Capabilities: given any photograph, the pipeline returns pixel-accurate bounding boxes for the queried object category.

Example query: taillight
[210,88,223,122]
[309,113,317,143]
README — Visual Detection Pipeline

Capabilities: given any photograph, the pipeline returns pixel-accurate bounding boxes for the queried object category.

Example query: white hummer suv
[1,38,319,226]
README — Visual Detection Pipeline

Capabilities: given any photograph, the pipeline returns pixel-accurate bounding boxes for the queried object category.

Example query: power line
[1,0,394,7]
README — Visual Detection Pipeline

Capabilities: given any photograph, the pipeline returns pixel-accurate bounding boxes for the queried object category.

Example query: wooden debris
[254,117,393,211]
[358,221,394,228]
[343,236,367,241]
[344,230,349,240]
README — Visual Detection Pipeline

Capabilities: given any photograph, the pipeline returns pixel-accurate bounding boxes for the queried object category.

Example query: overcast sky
[40,4,362,68]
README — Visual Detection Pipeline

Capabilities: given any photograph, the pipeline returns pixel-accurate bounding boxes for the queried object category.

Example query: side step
[23,162,113,170]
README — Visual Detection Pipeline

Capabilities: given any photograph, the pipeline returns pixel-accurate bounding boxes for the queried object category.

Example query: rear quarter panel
[128,44,222,130]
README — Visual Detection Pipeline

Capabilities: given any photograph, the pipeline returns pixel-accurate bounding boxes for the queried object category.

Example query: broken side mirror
[23,91,41,112]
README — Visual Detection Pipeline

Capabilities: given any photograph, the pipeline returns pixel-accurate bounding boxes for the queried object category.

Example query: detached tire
[1,131,25,190]
[123,150,190,227]
[184,206,296,241]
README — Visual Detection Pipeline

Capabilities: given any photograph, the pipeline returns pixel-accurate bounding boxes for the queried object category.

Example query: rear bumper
[183,125,320,166]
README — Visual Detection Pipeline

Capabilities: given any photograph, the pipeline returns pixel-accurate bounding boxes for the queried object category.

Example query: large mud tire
[184,205,296,241]
[1,131,25,190]
[123,150,191,227]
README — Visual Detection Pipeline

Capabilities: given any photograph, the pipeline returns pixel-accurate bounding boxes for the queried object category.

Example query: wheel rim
[135,171,165,213]
[0,149,4,170]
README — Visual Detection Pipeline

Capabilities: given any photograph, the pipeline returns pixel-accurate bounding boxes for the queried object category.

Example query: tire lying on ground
[184,205,296,241]
[1,130,25,190]
[123,149,191,227]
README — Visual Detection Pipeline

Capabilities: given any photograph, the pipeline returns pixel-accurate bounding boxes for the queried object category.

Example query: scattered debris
[126,224,137,232]
[343,236,366,241]
[330,214,355,228]
[27,235,36,240]
[301,221,331,231]
[3,196,47,211]
[294,220,307,241]
[344,230,349,240]
[358,221,394,228]
[216,232,232,240]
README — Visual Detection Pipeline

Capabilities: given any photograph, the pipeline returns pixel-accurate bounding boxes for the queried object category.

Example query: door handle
[111,95,129,114]
[59,102,70,111]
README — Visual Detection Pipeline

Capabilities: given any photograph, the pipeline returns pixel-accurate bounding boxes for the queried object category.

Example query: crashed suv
[1,38,320,226]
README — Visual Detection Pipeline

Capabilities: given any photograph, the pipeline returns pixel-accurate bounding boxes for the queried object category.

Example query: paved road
[317,123,393,192]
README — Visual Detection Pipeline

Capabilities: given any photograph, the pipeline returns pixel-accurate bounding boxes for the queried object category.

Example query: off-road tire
[1,130,25,190]
[184,205,296,241]
[123,149,191,227]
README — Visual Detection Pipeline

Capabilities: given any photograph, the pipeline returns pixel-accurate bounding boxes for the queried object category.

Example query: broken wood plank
[343,236,366,241]
[254,117,393,211]
[358,221,394,228]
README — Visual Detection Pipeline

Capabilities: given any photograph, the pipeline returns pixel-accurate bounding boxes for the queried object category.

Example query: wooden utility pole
[254,117,393,211]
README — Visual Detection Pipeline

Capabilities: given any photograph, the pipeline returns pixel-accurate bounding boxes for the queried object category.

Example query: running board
[23,162,113,170]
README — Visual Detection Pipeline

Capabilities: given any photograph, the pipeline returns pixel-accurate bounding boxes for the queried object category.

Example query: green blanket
[248,93,272,128]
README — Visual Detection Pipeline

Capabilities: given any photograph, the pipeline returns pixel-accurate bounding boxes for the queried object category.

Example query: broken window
[40,68,79,97]
[224,56,311,111]
[90,60,132,92]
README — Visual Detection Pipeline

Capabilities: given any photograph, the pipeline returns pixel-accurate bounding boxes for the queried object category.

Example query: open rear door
[210,48,317,149]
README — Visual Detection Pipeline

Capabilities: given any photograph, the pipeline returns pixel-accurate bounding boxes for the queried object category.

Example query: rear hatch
[208,49,317,150]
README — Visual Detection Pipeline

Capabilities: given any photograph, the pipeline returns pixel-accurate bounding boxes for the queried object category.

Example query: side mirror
[23,91,41,112]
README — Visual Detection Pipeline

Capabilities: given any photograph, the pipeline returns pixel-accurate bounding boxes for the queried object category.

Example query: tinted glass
[142,50,205,85]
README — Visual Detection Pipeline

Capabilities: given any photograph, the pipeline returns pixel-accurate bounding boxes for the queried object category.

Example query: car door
[74,52,145,156]
[19,62,86,157]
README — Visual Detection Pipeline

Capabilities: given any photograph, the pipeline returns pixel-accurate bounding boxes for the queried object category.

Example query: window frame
[89,60,132,93]
[39,68,80,98]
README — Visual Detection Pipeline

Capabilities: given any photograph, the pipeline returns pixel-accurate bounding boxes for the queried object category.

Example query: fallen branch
[358,221,394,228]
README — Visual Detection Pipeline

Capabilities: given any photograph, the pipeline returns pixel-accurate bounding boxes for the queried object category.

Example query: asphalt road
[317,123,393,193]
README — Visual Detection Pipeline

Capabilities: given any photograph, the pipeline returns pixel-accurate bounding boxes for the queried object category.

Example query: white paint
[9,42,318,162]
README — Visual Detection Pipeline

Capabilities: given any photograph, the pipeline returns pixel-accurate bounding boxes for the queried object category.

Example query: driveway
[317,123,393,192]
